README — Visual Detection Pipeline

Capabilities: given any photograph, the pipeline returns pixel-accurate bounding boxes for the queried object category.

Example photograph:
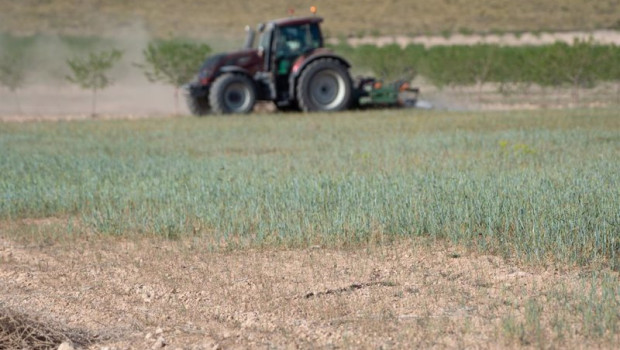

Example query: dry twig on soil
[0,306,97,350]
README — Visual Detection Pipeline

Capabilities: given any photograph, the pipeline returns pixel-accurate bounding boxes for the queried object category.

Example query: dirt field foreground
[0,219,618,349]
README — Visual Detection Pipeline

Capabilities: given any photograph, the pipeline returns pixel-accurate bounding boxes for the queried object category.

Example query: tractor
[185,14,422,115]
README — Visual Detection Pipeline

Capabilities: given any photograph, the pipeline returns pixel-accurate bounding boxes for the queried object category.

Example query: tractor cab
[252,17,325,103]
[257,18,323,73]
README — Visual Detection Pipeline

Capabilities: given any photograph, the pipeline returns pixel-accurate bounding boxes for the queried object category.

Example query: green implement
[355,77,420,108]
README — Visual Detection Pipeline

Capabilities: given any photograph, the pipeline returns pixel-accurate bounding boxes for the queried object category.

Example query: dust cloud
[0,21,194,118]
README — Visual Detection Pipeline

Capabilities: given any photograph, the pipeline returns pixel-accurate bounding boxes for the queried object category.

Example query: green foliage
[66,49,123,90]
[136,39,211,114]
[0,39,32,113]
[0,33,38,57]
[0,53,26,92]
[137,39,211,87]
[539,39,608,88]
[1,110,618,269]
[65,49,123,116]
[332,43,422,80]
[334,41,620,89]
[0,34,34,93]
[0,33,117,84]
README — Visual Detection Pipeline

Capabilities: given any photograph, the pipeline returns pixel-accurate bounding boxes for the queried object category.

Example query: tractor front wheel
[186,94,210,116]
[209,73,256,114]
[296,58,352,112]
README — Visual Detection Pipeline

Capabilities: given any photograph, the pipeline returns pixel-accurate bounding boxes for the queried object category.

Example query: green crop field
[2,109,619,269]
[1,0,619,38]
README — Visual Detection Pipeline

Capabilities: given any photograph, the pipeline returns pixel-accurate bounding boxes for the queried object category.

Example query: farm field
[1,109,619,348]
[1,1,620,349]
[1,0,619,38]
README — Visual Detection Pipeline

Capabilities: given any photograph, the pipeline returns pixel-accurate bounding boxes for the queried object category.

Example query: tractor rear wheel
[209,73,256,114]
[296,58,352,112]
[185,94,210,116]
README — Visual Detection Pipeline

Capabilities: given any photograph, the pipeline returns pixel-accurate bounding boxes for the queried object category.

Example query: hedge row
[2,33,619,90]
[332,40,620,88]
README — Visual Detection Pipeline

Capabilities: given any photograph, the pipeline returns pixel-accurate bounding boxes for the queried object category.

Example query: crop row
[333,40,620,89]
[1,110,618,269]
[2,32,620,90]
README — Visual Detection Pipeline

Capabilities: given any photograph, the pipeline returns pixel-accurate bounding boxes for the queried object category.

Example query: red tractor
[185,15,421,115]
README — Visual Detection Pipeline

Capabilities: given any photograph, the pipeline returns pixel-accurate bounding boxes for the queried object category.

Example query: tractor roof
[270,16,323,27]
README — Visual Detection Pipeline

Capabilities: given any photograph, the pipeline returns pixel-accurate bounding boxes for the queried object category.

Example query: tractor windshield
[274,23,322,58]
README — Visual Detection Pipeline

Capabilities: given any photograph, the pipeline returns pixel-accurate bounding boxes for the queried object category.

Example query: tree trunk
[13,90,22,115]
[572,79,580,107]
[540,86,548,109]
[174,87,179,116]
[92,87,98,117]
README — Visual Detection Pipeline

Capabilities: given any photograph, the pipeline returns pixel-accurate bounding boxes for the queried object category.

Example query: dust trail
[0,20,194,117]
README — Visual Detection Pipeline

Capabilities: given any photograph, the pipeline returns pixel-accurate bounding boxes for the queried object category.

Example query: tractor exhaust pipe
[243,25,255,49]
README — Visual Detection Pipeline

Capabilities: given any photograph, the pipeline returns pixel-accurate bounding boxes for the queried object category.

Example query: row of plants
[0,34,211,115]
[1,110,618,270]
[2,33,620,114]
[333,39,620,90]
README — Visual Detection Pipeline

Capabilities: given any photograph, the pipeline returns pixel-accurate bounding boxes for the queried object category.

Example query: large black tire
[296,58,352,112]
[185,94,210,116]
[209,73,256,114]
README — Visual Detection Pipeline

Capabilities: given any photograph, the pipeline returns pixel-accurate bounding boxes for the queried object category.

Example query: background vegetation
[1,110,618,269]
[2,31,619,104]
[65,49,123,116]
[333,41,620,91]
[136,39,212,114]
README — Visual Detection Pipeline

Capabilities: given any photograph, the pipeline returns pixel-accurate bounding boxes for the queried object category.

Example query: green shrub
[65,49,123,116]
[136,39,211,114]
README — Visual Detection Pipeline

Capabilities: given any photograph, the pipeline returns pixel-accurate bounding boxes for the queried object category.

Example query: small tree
[464,45,500,105]
[66,49,123,117]
[542,39,604,105]
[0,53,27,114]
[136,39,211,115]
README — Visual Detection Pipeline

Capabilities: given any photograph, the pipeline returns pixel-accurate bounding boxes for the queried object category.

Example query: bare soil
[339,29,620,48]
[0,219,617,349]
[1,80,618,122]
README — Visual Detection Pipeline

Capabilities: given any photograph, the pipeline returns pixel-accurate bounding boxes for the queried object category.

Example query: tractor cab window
[258,26,274,71]
[258,28,272,52]
[274,23,321,59]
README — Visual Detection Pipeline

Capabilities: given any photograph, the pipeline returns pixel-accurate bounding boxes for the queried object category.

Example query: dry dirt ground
[0,219,617,349]
[339,30,620,48]
[1,81,618,122]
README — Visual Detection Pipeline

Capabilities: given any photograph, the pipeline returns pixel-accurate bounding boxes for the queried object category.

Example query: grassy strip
[1,109,619,268]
